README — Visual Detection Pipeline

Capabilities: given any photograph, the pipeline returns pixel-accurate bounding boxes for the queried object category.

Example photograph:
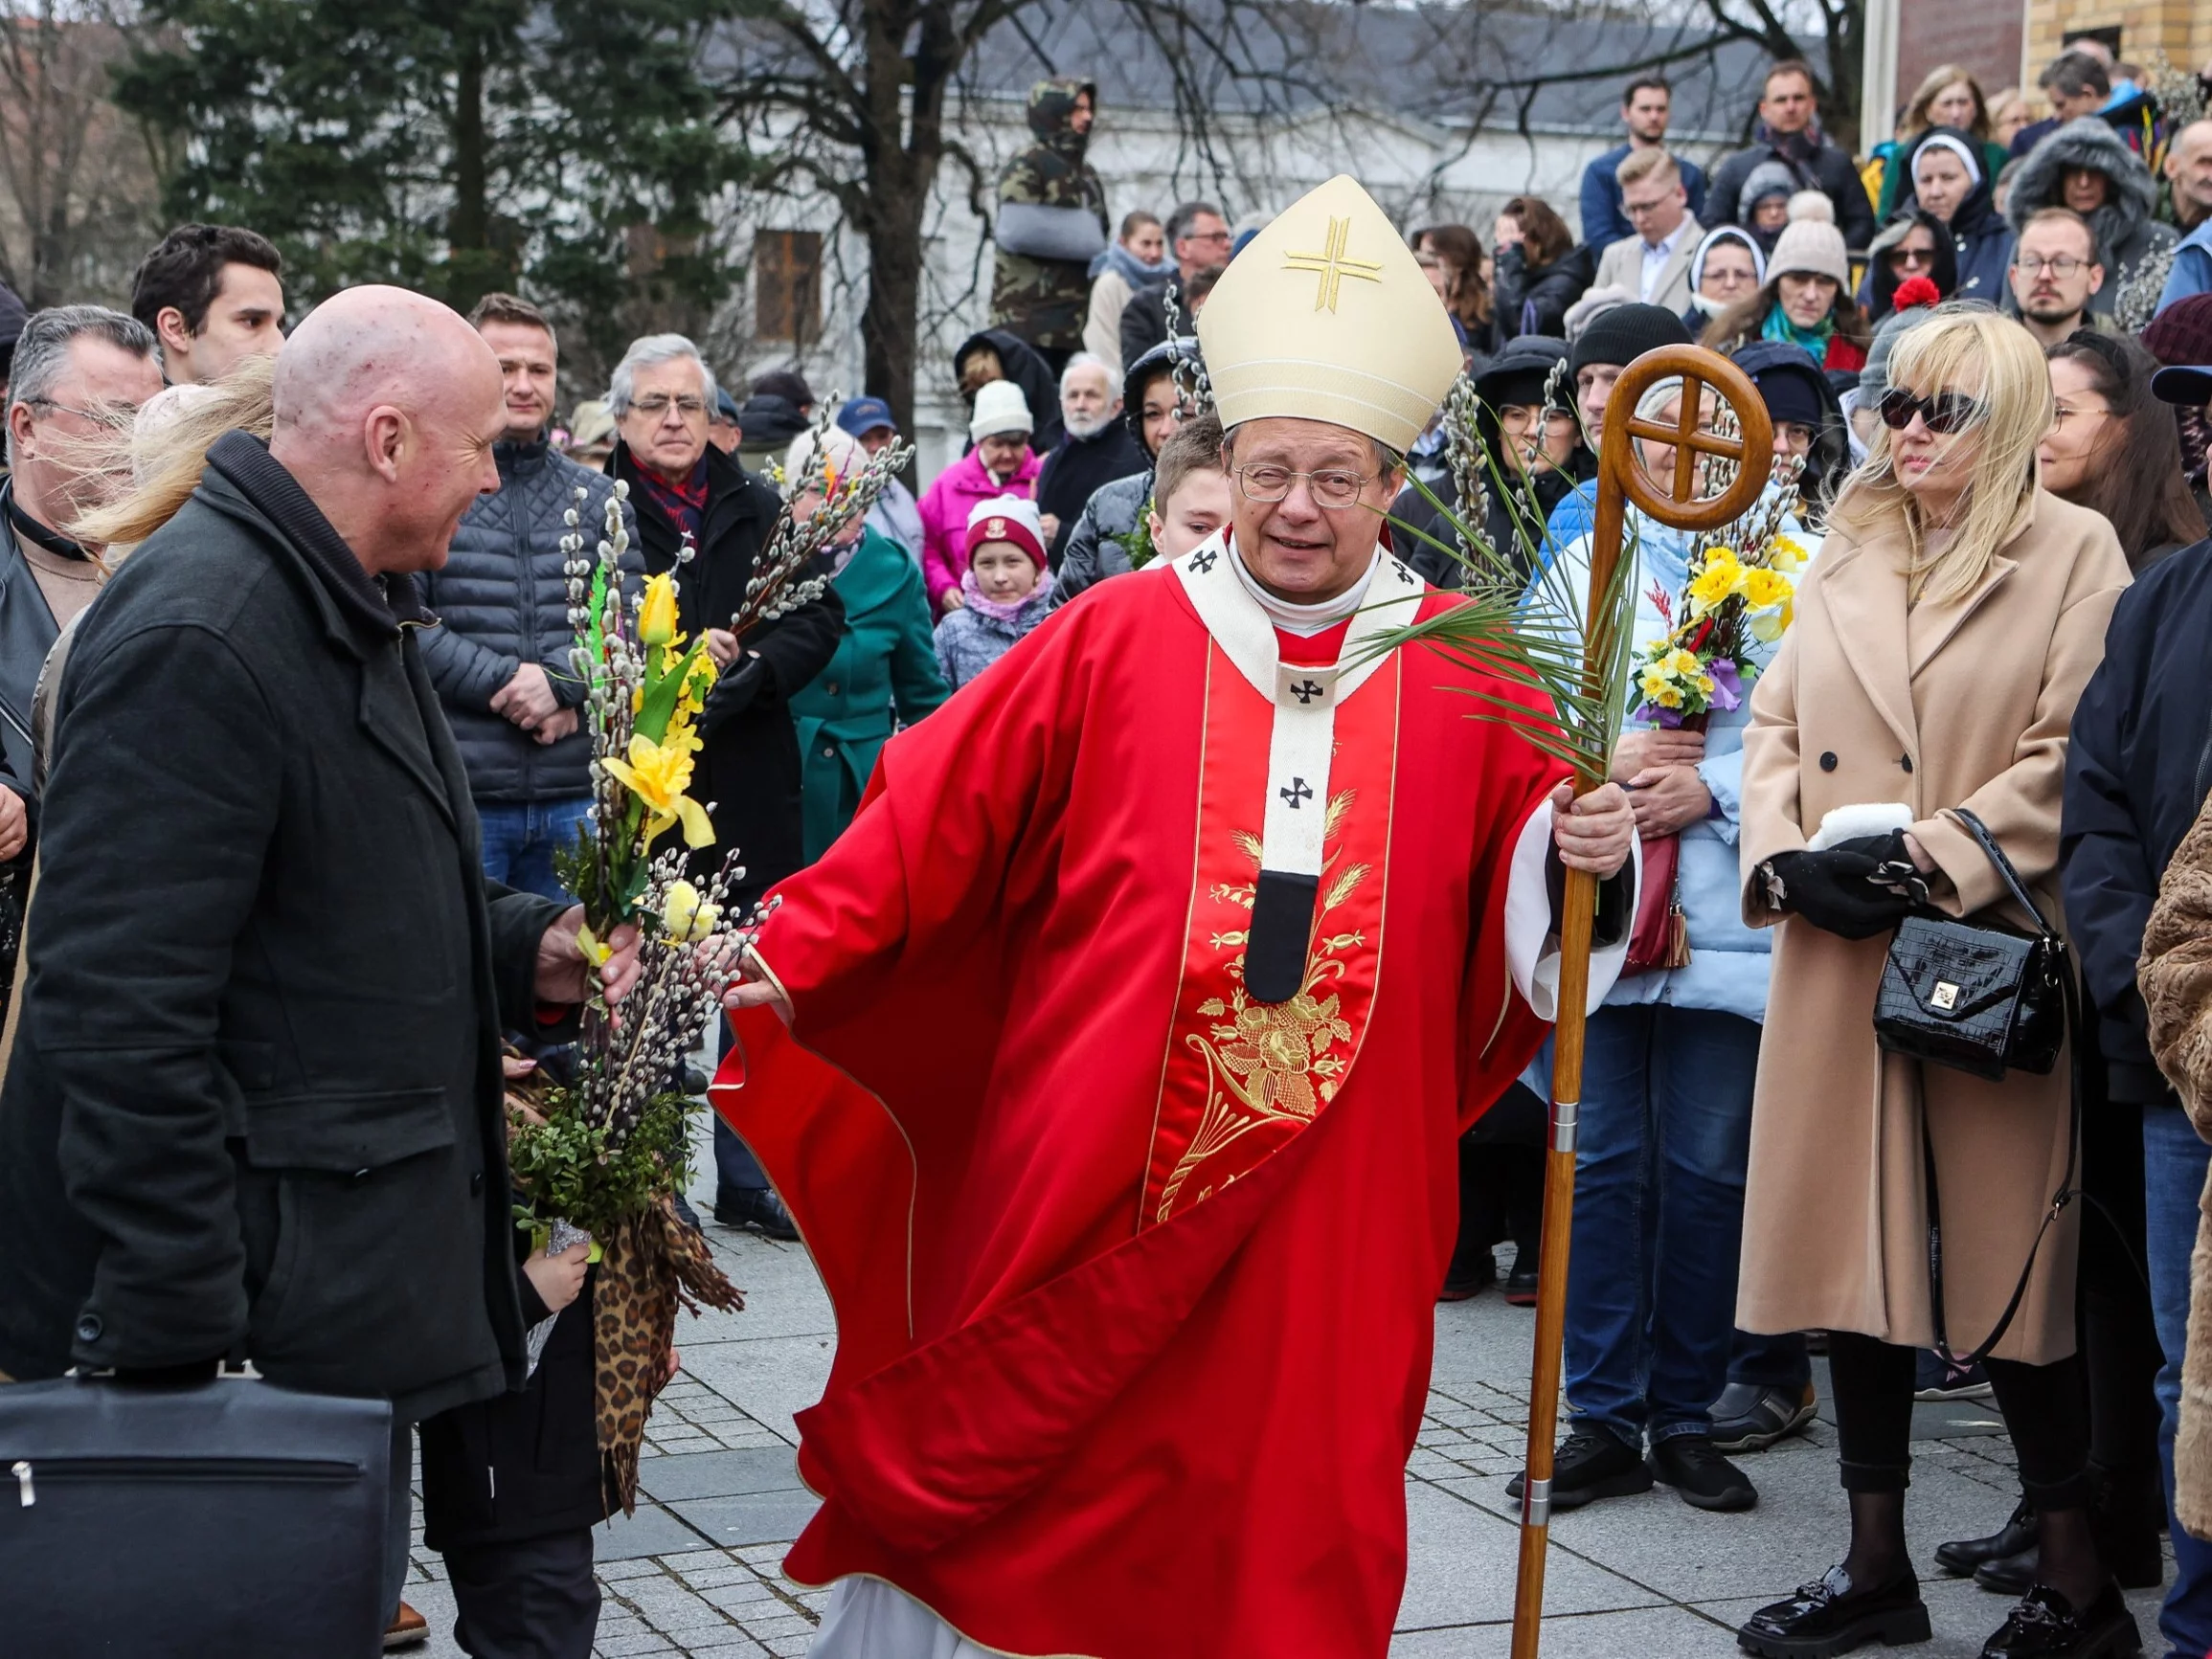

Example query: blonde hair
[1901,63,1990,142]
[69,354,277,553]
[1615,147,1682,191]
[1831,304,2049,608]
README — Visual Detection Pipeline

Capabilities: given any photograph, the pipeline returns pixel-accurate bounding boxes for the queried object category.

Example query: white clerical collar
[1227,541,1382,636]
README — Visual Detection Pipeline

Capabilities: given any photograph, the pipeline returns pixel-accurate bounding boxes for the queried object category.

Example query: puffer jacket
[1048,473,1150,609]
[2007,117,2178,315]
[933,587,1054,690]
[419,439,639,804]
[1551,497,1818,1019]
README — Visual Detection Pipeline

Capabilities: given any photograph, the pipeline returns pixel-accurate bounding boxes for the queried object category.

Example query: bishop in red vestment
[713,175,1636,1659]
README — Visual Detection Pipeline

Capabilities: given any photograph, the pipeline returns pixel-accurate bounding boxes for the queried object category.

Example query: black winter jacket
[1709,136,1877,253]
[420,439,639,804]
[1489,243,1596,347]
[607,440,845,904]
[2061,539,2212,1103]
[419,1239,607,1548]
[0,433,568,1419]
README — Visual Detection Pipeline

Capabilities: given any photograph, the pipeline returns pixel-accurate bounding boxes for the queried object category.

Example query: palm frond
[1355,390,1636,784]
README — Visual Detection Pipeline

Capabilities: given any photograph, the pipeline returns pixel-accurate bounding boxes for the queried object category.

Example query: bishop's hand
[1550,781,1635,878]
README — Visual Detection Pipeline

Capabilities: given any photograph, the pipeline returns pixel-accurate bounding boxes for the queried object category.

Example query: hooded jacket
[1889,126,2015,306]
[1728,340,1851,526]
[989,78,1109,354]
[1709,119,1877,253]
[2006,117,2178,316]
[954,326,1065,457]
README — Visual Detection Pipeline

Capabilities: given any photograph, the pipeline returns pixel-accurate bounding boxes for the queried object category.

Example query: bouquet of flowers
[1630,483,1808,730]
[503,480,751,1508]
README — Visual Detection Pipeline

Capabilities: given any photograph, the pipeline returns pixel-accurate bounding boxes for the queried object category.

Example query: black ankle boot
[1938,1497,2037,1577]
[1737,1564,1931,1658]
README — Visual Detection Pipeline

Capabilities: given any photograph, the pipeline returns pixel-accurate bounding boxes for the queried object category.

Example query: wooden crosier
[1509,345,1772,1659]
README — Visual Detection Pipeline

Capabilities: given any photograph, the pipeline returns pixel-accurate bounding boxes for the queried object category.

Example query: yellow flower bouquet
[1630,509,1807,729]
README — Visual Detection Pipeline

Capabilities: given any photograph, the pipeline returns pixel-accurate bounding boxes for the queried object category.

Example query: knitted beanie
[1767,216,1850,287]
[969,378,1035,442]
[964,495,1048,570]
[1569,302,1692,375]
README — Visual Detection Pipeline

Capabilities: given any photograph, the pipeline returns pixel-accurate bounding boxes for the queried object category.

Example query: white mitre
[1196,174,1463,455]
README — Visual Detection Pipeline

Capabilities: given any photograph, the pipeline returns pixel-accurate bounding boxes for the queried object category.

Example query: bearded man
[716,175,1638,1659]
[1033,351,1145,567]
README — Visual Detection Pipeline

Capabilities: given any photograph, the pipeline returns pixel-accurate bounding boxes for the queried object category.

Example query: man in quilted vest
[420,293,639,900]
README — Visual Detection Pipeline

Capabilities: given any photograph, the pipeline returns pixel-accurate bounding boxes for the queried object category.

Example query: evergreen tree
[113,0,749,363]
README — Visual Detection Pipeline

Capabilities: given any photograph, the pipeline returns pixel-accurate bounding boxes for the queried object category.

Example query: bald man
[0,284,642,1648]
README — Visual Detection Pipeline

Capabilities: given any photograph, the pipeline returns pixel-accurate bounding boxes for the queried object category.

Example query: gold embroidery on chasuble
[1139,640,1398,1230]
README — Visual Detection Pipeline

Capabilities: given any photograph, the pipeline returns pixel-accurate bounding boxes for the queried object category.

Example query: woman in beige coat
[1730,307,2134,1659]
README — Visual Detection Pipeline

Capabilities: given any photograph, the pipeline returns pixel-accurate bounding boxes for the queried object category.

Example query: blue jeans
[1565,1003,1763,1448]
[477,796,593,903]
[2142,1100,2212,1657]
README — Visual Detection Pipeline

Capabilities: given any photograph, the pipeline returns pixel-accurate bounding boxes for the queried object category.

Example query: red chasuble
[713,542,1565,1658]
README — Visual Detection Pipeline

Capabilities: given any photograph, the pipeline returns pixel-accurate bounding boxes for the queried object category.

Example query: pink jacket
[917,447,1042,606]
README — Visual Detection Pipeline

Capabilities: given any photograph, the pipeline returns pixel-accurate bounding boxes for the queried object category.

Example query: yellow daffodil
[601,732,716,849]
[1769,535,1809,572]
[1741,568,1793,610]
[1655,684,1683,708]
[638,573,680,647]
[660,879,722,944]
[1750,595,1795,642]
[1687,549,1744,615]
[1664,647,1704,678]
[1696,673,1716,695]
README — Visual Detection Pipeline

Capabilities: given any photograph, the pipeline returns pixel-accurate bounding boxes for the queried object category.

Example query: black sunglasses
[1877,388,1983,436]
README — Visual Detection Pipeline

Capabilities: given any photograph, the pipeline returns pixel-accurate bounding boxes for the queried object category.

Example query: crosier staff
[1510,345,1771,1659]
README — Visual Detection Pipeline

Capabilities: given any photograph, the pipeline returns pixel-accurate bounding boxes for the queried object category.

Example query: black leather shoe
[1977,1581,2140,1658]
[1651,1434,1757,1511]
[1738,1565,1931,1657]
[1503,1248,1539,1306]
[1439,1246,1496,1303]
[713,1187,800,1242]
[1711,1381,1820,1454]
[1505,1428,1653,1511]
[1940,1498,2037,1578]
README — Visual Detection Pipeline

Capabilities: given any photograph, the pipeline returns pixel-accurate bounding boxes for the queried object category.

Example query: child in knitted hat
[934,496,1053,689]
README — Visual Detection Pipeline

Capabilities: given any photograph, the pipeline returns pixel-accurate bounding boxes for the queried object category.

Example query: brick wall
[1900,0,2027,107]
[2021,0,2212,82]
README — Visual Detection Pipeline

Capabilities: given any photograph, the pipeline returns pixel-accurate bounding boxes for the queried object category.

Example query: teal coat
[789,528,948,861]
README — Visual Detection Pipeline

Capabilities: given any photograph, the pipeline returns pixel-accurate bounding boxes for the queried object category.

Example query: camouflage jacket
[989,77,1108,353]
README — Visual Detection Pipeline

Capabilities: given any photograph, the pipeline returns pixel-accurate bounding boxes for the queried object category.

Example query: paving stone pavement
[396,1158,2174,1658]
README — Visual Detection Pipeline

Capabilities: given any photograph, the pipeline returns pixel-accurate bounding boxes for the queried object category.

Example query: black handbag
[1873,810,2066,1081]
[0,1374,395,1658]
[1870,808,2080,1368]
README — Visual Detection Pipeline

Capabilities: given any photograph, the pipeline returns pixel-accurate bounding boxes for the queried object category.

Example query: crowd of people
[5,36,2212,1659]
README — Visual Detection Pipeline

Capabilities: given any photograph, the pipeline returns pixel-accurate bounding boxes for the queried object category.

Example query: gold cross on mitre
[1281,215,1384,313]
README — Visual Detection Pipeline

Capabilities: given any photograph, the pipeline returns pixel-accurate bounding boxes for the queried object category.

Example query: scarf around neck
[960,567,1046,622]
[638,456,710,541]
[1761,303,1835,357]
[1089,238,1179,285]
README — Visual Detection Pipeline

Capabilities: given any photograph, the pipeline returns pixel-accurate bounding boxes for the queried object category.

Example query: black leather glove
[700,658,769,736]
[1762,840,1923,941]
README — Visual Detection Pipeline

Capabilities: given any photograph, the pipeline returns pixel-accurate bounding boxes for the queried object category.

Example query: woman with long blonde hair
[1732,306,2136,1659]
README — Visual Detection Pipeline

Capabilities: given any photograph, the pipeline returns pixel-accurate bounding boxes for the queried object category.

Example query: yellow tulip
[601,732,716,849]
[638,573,680,647]
[660,879,723,944]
